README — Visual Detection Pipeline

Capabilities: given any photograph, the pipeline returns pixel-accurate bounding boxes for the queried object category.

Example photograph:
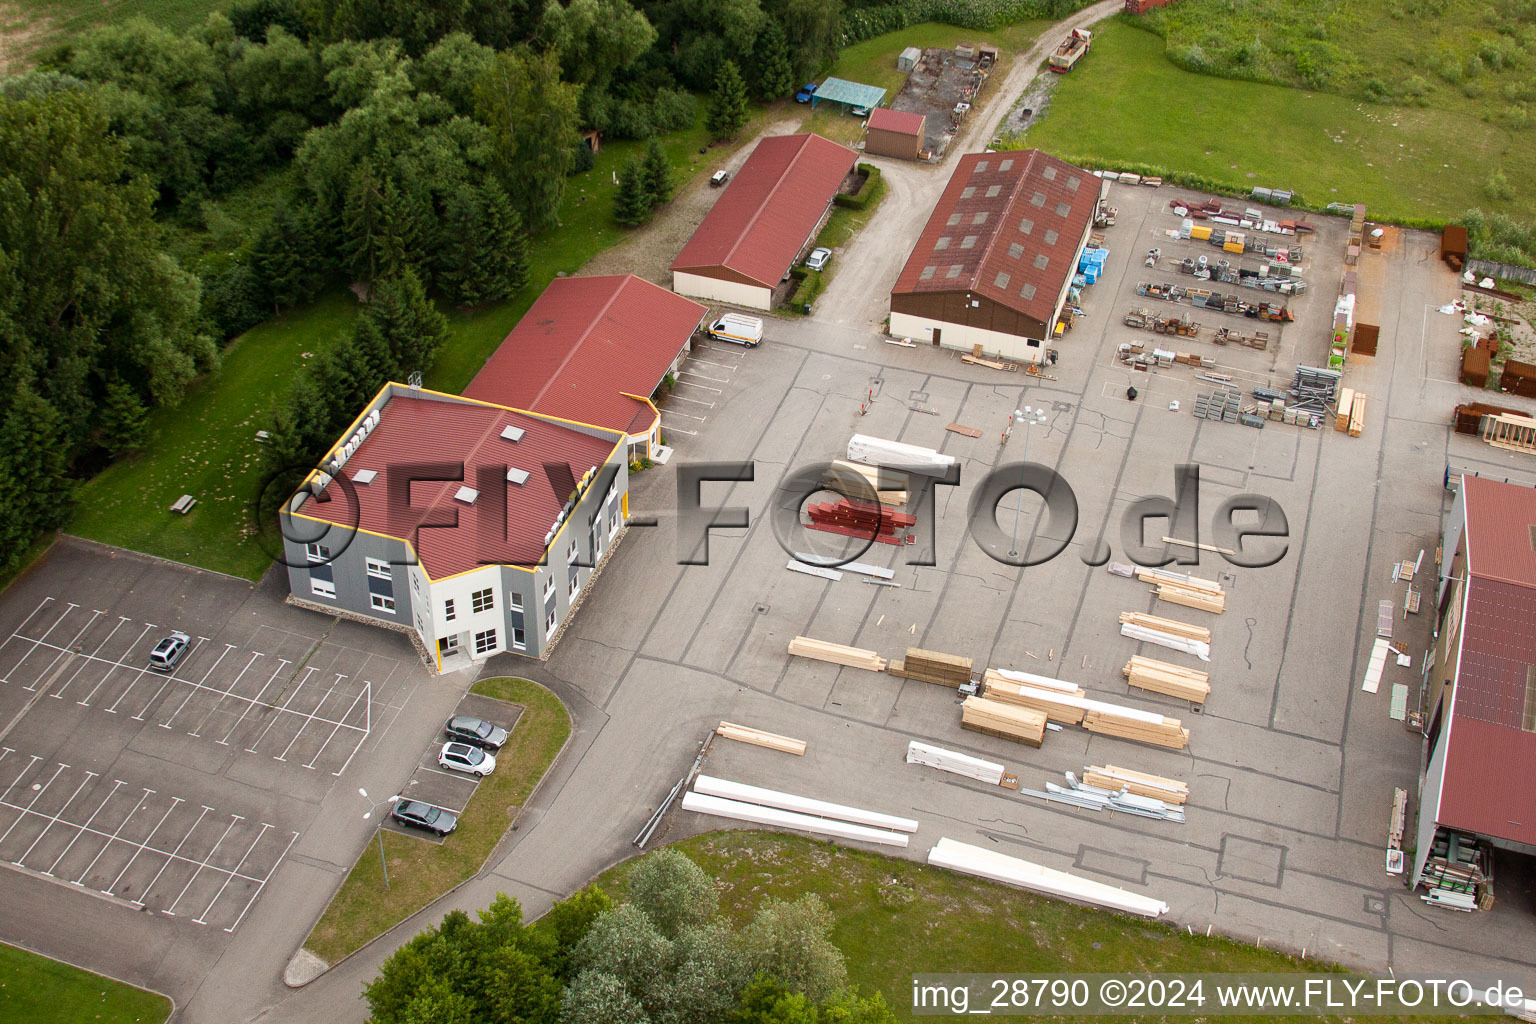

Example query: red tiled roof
[1436,477,1536,845]
[1462,474,1536,588]
[296,393,620,579]
[868,107,924,136]
[462,275,706,435]
[671,133,858,290]
[891,150,1099,325]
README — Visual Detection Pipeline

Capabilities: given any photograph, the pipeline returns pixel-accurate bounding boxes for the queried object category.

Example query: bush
[652,88,696,133]
[833,163,883,210]
[1485,169,1514,202]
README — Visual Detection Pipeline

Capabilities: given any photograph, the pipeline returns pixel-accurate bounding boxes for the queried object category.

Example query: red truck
[1049,29,1093,72]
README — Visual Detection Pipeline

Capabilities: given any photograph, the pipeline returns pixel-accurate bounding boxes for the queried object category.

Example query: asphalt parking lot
[522,180,1536,987]
[380,695,522,843]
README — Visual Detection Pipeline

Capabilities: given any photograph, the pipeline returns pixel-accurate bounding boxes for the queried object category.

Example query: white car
[438,741,496,776]
[805,247,831,271]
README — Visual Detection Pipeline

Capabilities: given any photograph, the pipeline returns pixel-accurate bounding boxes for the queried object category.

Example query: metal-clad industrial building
[1412,475,1536,886]
[889,150,1102,363]
[671,133,858,310]
[284,384,628,671]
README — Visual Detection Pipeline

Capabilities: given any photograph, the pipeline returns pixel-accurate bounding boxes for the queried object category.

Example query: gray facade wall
[282,525,416,629]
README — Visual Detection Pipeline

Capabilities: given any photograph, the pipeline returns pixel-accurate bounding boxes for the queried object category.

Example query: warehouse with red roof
[463,274,706,459]
[889,150,1103,363]
[671,133,858,310]
[1411,474,1536,902]
[864,107,926,160]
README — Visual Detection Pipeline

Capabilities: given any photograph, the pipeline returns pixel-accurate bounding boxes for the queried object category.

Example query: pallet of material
[1082,709,1190,749]
[892,648,972,687]
[906,740,1007,785]
[1135,567,1224,595]
[787,636,887,671]
[960,354,1009,370]
[1349,392,1366,437]
[1152,582,1225,614]
[847,434,957,477]
[805,498,914,546]
[960,696,1048,747]
[1334,387,1355,432]
[1084,764,1188,805]
[1122,656,1210,703]
[823,460,909,505]
[1118,612,1211,643]
[945,422,984,438]
[716,721,806,756]
[981,671,1087,723]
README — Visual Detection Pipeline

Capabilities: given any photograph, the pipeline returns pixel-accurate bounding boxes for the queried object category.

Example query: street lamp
[1008,406,1048,560]
[359,788,398,890]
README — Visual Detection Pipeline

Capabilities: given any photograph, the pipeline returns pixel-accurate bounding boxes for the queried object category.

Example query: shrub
[1485,168,1515,202]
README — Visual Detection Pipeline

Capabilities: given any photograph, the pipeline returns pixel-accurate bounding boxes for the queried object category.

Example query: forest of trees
[365,849,899,1024]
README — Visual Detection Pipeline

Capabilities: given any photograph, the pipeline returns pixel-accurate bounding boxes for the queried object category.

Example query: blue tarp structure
[810,77,887,111]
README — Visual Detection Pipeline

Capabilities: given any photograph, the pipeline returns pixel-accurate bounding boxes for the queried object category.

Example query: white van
[706,313,764,347]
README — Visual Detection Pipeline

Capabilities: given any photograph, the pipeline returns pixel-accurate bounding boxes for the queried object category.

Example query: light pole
[1009,406,1048,560]
[359,788,398,890]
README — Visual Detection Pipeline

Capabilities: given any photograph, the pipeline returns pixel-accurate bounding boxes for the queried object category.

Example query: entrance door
[931,327,942,347]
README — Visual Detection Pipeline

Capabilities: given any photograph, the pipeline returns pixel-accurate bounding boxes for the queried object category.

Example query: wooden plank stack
[1119,611,1212,660]
[787,636,887,671]
[1334,387,1355,432]
[888,648,972,687]
[1083,765,1188,805]
[982,670,1087,723]
[1082,709,1190,749]
[804,498,914,547]
[716,721,806,756]
[823,459,908,506]
[1122,656,1211,703]
[1136,567,1226,614]
[960,696,1047,747]
[1348,392,1366,437]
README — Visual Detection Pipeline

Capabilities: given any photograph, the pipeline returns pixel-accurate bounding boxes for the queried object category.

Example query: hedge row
[833,163,885,210]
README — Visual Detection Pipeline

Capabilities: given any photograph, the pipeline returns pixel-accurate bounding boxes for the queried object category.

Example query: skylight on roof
[352,469,378,485]
[455,486,480,504]
[507,468,530,485]
[500,425,525,442]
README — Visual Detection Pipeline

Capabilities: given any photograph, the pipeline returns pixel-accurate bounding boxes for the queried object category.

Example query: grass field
[1018,19,1530,224]
[302,677,569,965]
[0,942,171,1024]
[602,832,1449,1023]
[1,0,221,68]
[67,292,358,580]
[65,109,716,580]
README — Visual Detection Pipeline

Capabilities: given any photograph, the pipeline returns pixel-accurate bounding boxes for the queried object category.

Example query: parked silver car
[148,631,191,673]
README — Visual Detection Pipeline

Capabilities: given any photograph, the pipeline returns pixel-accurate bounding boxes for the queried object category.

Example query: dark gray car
[390,799,459,837]
[444,715,508,751]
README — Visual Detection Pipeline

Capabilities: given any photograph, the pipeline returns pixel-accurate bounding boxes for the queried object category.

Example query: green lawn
[800,20,1052,146]
[0,942,171,1024]
[302,677,570,965]
[603,833,1448,1024]
[4,0,223,63]
[68,292,359,580]
[1019,18,1534,224]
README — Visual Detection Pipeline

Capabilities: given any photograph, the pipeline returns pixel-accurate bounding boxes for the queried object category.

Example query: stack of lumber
[1334,387,1355,432]
[1122,656,1211,703]
[1082,708,1189,749]
[804,498,914,547]
[787,636,887,671]
[823,459,908,506]
[1420,829,1494,911]
[888,648,972,687]
[1348,391,1366,437]
[1083,764,1188,805]
[982,669,1087,723]
[1137,567,1226,614]
[1119,611,1211,661]
[906,740,1007,786]
[960,696,1047,747]
[847,434,956,477]
[716,721,806,756]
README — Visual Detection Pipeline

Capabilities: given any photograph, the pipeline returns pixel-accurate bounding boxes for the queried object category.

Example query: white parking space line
[4,603,77,686]
[330,683,372,777]
[678,369,730,383]
[305,683,369,770]
[223,830,298,933]
[246,667,312,754]
[273,673,347,762]
[86,623,154,708]
[73,787,155,885]
[164,814,240,918]
[0,751,41,805]
[98,794,174,891]
[684,357,738,371]
[668,394,716,408]
[416,765,477,782]
[194,821,268,925]
[675,379,723,392]
[25,609,102,692]
[159,643,236,729]
[0,763,67,848]
[658,424,698,436]
[187,651,262,738]
[135,636,211,721]
[45,778,123,876]
[217,658,290,745]
[14,769,97,866]
[663,409,708,421]
[133,805,212,907]
[50,615,128,700]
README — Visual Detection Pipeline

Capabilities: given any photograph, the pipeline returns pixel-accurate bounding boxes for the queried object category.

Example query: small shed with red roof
[671,133,858,310]
[865,107,925,160]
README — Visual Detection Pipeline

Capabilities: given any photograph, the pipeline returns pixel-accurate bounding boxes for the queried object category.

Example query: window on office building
[510,592,522,611]
[371,593,396,613]
[544,574,555,598]
[474,629,498,656]
[513,627,526,650]
[366,558,390,580]
[306,543,330,562]
[311,577,335,599]
[444,598,456,622]
[546,607,557,631]
[471,588,494,614]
